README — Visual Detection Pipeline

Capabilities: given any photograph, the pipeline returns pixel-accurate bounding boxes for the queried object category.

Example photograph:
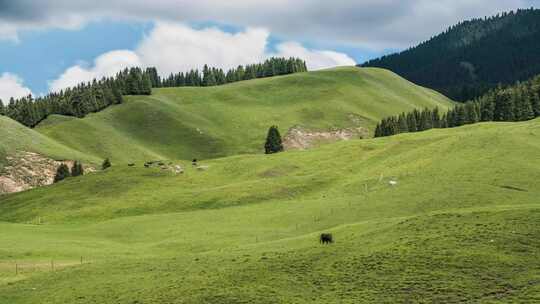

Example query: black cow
[320,233,334,244]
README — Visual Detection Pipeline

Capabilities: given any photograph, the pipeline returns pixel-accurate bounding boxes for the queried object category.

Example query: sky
[0,0,537,101]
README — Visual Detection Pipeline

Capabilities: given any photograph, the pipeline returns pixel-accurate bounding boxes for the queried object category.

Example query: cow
[320,233,334,245]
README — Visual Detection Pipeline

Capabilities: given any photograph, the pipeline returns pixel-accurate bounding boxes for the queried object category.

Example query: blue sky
[0,0,536,100]
[0,21,390,95]
[0,21,152,95]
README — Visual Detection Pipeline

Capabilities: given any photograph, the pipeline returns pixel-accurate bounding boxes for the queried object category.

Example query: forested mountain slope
[363,8,540,101]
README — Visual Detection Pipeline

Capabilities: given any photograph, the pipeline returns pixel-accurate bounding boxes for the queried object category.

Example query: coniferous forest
[363,8,540,102]
[0,57,307,127]
[374,75,540,138]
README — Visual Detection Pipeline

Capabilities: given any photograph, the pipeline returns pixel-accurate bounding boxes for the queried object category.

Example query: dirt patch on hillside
[0,152,93,194]
[283,125,369,150]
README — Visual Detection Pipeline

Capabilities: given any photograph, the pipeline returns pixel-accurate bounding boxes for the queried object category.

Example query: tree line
[0,67,151,127]
[374,74,540,138]
[158,57,307,88]
[0,57,307,128]
[363,8,540,102]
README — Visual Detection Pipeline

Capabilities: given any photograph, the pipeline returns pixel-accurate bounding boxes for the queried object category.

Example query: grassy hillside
[0,116,98,170]
[1,118,538,303]
[35,67,453,163]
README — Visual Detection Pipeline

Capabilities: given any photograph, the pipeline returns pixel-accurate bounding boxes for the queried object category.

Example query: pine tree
[0,99,4,115]
[480,98,495,121]
[126,70,141,95]
[513,87,535,121]
[54,164,71,183]
[374,123,382,137]
[465,102,479,124]
[418,109,432,131]
[455,105,467,126]
[440,114,448,128]
[532,93,540,117]
[407,112,418,132]
[494,91,515,121]
[398,113,409,133]
[141,73,152,95]
[432,108,441,128]
[71,161,84,177]
[112,86,123,104]
[264,126,284,154]
[202,65,217,87]
[145,67,160,88]
[102,158,112,170]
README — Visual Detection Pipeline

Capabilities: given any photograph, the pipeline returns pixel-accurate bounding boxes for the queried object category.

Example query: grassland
[34,67,453,163]
[0,116,99,170]
[1,118,539,303]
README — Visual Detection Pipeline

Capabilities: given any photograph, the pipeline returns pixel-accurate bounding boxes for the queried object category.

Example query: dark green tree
[494,91,515,121]
[406,112,418,132]
[141,73,153,95]
[202,65,217,86]
[264,126,284,154]
[71,161,84,177]
[532,93,540,117]
[102,158,112,170]
[432,108,441,128]
[398,113,409,133]
[480,98,495,121]
[54,164,71,183]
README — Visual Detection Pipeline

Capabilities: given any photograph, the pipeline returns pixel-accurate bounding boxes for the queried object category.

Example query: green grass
[1,118,539,303]
[34,67,453,163]
[0,116,99,170]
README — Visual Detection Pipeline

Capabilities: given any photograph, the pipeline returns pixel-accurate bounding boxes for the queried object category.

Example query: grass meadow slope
[0,116,99,170]
[34,67,453,163]
[1,118,539,303]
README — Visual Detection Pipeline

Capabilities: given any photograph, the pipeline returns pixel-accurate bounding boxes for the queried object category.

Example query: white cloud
[0,0,532,48]
[49,50,141,92]
[0,73,33,102]
[272,42,356,70]
[49,23,356,91]
[137,23,269,75]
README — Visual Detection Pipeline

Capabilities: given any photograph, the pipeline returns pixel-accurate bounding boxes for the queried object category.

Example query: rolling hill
[0,118,539,303]
[363,8,540,101]
[32,67,453,163]
[0,116,99,171]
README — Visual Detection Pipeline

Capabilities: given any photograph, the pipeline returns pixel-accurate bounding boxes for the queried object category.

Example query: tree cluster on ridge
[0,57,307,128]
[375,75,540,138]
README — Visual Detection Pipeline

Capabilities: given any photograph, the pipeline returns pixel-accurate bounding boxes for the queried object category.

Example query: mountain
[29,67,452,163]
[363,8,540,101]
[1,118,538,303]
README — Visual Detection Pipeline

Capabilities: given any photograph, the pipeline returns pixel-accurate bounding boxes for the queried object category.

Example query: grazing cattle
[192,159,198,166]
[320,233,334,244]
[128,163,135,167]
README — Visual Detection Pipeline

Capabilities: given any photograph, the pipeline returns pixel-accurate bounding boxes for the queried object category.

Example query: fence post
[15,263,18,275]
